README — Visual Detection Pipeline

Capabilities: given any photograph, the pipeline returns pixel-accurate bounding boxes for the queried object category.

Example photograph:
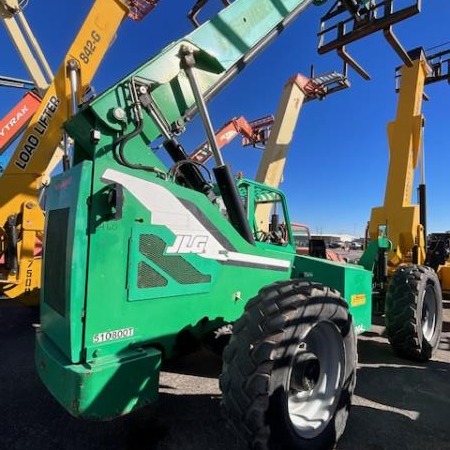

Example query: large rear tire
[220,280,357,450]
[385,265,443,361]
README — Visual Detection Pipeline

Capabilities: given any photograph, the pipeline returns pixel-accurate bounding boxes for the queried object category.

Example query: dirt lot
[0,297,449,450]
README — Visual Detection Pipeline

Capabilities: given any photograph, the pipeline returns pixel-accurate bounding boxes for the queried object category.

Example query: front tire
[220,280,357,450]
[385,265,443,361]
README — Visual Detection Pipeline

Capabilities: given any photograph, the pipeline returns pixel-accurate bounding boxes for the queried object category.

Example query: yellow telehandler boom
[0,0,159,303]
[363,43,449,275]
[255,72,347,187]
[357,46,448,360]
[254,71,349,231]
[366,50,430,269]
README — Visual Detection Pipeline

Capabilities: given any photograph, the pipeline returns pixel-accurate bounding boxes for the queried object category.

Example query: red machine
[189,115,274,164]
[0,90,41,155]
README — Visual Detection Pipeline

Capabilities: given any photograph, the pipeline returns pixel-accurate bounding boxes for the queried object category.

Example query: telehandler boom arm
[254,71,348,231]
[255,71,348,187]
[0,1,51,155]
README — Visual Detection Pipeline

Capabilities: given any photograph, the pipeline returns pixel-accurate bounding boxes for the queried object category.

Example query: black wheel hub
[291,351,320,392]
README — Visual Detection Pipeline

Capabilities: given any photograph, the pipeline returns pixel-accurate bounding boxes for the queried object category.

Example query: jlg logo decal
[166,235,209,254]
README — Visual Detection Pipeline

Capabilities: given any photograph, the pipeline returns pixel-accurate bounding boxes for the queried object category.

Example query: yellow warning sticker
[351,294,366,307]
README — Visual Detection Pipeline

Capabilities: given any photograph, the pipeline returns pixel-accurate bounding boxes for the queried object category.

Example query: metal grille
[137,261,167,288]
[139,234,211,285]
[127,0,160,21]
[43,208,69,317]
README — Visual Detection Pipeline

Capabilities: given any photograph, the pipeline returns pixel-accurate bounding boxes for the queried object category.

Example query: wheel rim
[422,284,437,342]
[287,321,346,439]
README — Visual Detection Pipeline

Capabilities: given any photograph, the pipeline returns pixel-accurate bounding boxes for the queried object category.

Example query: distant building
[310,234,365,250]
[310,233,360,245]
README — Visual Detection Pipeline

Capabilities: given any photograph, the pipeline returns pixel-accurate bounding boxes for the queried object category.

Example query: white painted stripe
[227,251,290,268]
[101,169,290,269]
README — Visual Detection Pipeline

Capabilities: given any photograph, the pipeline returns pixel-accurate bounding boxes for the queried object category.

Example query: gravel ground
[0,296,449,450]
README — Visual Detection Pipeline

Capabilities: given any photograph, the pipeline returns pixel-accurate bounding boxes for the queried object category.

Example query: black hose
[112,120,165,178]
[117,122,143,169]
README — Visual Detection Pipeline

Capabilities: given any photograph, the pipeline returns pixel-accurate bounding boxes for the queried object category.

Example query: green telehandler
[34,0,422,448]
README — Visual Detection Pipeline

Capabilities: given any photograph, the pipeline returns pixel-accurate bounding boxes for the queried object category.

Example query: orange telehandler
[0,86,41,157]
[189,115,274,164]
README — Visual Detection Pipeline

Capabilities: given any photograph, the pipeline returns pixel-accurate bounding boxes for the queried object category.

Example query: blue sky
[1,0,449,237]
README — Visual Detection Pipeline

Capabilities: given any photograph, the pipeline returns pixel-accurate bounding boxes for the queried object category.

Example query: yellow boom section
[0,0,53,94]
[255,75,308,188]
[0,0,129,302]
[368,55,430,269]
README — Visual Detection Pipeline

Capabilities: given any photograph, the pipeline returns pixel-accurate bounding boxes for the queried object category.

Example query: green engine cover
[294,256,373,333]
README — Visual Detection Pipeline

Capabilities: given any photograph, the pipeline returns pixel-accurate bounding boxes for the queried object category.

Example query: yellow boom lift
[0,0,159,303]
